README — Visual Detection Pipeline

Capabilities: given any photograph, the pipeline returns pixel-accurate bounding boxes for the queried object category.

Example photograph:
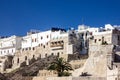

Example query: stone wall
[33,76,106,80]
[72,77,106,80]
[12,42,51,70]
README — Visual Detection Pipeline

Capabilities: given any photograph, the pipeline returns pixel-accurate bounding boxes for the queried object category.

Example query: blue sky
[0,0,120,36]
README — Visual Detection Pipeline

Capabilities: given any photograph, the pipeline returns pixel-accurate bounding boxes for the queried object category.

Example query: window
[39,44,40,47]
[33,55,35,58]
[45,54,47,57]
[39,54,41,59]
[22,48,24,51]
[47,35,49,38]
[25,56,27,60]
[41,37,43,40]
[46,42,48,45]
[12,49,13,52]
[29,47,31,50]
[32,39,34,42]
[99,39,101,41]
[35,38,37,42]
[81,33,84,37]
[26,48,28,50]
[43,45,45,48]
[33,47,35,50]
[57,52,60,57]
[8,50,9,53]
[86,33,87,36]
[0,61,2,63]
[51,53,54,56]
[102,37,104,41]
[115,78,117,80]
[41,44,43,46]
[94,39,97,43]
[17,58,19,64]
[61,41,63,44]
[90,32,92,35]
[4,51,6,53]
[118,35,120,40]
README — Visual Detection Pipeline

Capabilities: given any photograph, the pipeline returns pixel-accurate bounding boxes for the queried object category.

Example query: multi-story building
[1,24,119,73]
[50,28,69,60]
[77,25,99,54]
[0,35,22,72]
[50,28,83,60]
[89,24,120,46]
[0,35,22,56]
[12,30,52,68]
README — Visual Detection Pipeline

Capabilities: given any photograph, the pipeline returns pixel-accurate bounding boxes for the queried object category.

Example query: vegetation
[48,57,73,76]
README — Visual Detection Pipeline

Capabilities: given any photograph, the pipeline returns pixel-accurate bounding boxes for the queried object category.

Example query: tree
[48,57,73,76]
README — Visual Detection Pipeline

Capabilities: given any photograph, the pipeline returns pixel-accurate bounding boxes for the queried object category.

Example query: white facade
[0,35,22,56]
[51,30,68,40]
[21,30,52,50]
[78,24,99,34]
[105,24,114,30]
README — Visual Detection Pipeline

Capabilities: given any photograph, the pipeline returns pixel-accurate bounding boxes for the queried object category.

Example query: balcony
[50,41,64,50]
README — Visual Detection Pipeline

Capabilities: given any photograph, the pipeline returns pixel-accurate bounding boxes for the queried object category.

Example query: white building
[21,30,52,51]
[0,35,22,72]
[0,35,22,56]
[77,25,98,54]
